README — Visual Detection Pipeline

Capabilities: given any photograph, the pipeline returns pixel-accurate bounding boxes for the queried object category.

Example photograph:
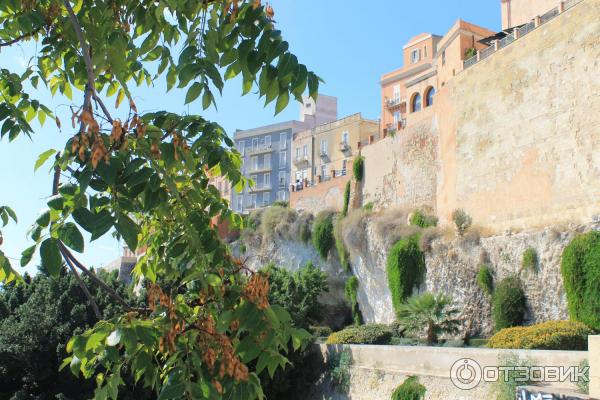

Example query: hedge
[386,235,426,313]
[487,320,593,350]
[326,324,392,345]
[312,211,335,259]
[561,231,600,330]
[391,376,426,400]
[492,276,527,331]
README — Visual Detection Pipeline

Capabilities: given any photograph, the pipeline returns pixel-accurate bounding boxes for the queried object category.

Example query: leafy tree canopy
[0,0,321,398]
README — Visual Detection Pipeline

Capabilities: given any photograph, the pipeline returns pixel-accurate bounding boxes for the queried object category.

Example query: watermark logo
[450,358,482,390]
[450,358,589,390]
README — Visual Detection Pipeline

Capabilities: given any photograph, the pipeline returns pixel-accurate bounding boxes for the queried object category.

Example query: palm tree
[396,292,461,345]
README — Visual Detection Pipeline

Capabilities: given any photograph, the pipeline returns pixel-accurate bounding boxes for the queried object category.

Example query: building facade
[232,95,337,213]
[290,113,379,212]
[501,0,560,29]
[380,20,495,136]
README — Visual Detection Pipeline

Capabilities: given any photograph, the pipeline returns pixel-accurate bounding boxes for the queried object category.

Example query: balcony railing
[319,150,329,161]
[247,144,272,156]
[248,164,272,173]
[339,141,351,154]
[463,0,583,70]
[250,184,272,193]
[293,154,310,167]
[385,97,403,108]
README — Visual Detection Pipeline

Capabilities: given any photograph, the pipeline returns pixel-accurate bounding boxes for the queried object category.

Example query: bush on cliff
[386,235,426,313]
[487,320,593,350]
[409,210,438,229]
[391,376,426,400]
[522,247,538,272]
[451,208,472,236]
[476,265,494,296]
[492,276,527,331]
[312,211,335,259]
[561,231,600,330]
[326,324,393,345]
[334,216,350,271]
[344,276,362,325]
[342,180,351,216]
[353,155,364,182]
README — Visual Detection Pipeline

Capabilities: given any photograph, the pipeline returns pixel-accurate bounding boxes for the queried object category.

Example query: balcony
[250,184,272,193]
[319,149,330,162]
[247,144,272,156]
[248,164,272,174]
[293,154,310,168]
[384,119,406,136]
[385,97,405,109]
[339,141,351,155]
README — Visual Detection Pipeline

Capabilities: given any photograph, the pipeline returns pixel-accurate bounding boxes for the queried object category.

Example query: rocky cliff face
[237,209,593,337]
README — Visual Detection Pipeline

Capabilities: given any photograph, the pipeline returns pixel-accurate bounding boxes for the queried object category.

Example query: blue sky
[0,1,500,274]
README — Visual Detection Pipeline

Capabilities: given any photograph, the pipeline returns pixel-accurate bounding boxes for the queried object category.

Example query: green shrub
[464,47,477,59]
[451,208,472,236]
[312,211,335,259]
[309,326,333,338]
[522,247,538,272]
[260,205,297,239]
[334,217,350,271]
[386,235,426,313]
[487,320,593,350]
[299,222,311,244]
[344,276,362,325]
[476,265,494,296]
[409,210,438,229]
[577,359,589,394]
[396,293,460,344]
[391,376,426,400]
[264,261,329,329]
[561,231,600,330]
[492,276,527,331]
[362,202,374,211]
[342,181,351,216]
[326,324,392,345]
[353,155,364,182]
[272,201,289,208]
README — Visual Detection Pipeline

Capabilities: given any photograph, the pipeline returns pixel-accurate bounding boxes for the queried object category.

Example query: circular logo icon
[450,358,482,390]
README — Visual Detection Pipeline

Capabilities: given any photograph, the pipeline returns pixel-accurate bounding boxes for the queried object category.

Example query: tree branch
[58,241,139,311]
[52,154,102,319]
[0,27,42,47]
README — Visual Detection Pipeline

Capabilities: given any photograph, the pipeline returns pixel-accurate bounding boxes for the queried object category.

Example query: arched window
[425,87,436,107]
[411,93,422,112]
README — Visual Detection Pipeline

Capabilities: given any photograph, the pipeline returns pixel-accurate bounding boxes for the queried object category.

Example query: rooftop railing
[463,0,583,70]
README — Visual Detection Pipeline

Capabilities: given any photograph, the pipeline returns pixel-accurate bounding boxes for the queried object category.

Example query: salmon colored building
[501,0,563,29]
[380,20,495,135]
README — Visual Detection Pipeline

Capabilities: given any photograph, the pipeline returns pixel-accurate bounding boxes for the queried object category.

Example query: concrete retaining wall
[317,344,588,400]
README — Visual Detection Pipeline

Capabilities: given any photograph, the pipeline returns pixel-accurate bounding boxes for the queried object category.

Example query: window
[237,141,245,156]
[279,151,286,165]
[264,172,270,187]
[321,164,327,178]
[425,87,436,107]
[341,131,349,144]
[342,160,347,174]
[250,174,258,188]
[410,49,420,64]
[424,45,427,58]
[295,171,302,183]
[321,139,328,155]
[237,196,243,211]
[279,171,287,187]
[277,190,286,201]
[393,111,400,125]
[393,85,400,102]
[250,193,257,208]
[262,192,270,206]
[264,154,271,169]
[252,137,259,150]
[264,135,271,148]
[411,93,422,112]
[442,50,446,66]
[251,156,258,171]
[302,144,308,157]
[279,132,287,149]
[295,147,300,159]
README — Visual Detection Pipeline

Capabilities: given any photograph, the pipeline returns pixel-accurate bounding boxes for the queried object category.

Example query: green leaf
[206,273,221,287]
[40,238,62,277]
[4,206,17,223]
[184,82,202,104]
[275,91,289,115]
[202,90,213,110]
[116,214,139,251]
[106,329,122,346]
[47,195,64,211]
[35,209,51,227]
[20,245,36,266]
[58,222,84,253]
